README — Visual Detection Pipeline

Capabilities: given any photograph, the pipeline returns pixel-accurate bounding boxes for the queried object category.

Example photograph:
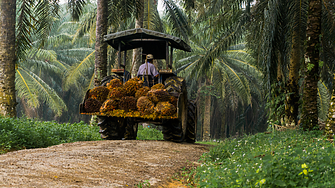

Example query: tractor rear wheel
[101,75,122,86]
[185,100,196,143]
[97,75,125,140]
[163,76,188,142]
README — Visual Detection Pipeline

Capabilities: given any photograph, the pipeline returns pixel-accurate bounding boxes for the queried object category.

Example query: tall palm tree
[285,0,308,125]
[0,1,17,117]
[15,2,96,121]
[300,0,322,130]
[94,0,108,86]
[248,0,335,129]
[177,34,262,140]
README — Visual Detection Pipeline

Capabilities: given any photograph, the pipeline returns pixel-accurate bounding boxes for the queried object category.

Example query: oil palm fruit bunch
[147,89,170,103]
[119,96,137,111]
[154,102,176,116]
[106,79,122,90]
[108,87,125,99]
[135,86,150,99]
[84,98,102,113]
[137,96,155,114]
[124,79,143,96]
[151,83,165,90]
[100,99,118,113]
[87,86,110,103]
[129,77,142,82]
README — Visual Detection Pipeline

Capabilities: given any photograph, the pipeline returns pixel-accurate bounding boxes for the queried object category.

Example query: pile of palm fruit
[83,78,178,119]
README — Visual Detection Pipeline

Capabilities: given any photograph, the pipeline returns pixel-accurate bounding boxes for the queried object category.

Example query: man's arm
[150,64,159,77]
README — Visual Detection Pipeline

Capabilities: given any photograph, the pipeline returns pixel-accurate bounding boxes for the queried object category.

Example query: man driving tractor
[137,54,159,87]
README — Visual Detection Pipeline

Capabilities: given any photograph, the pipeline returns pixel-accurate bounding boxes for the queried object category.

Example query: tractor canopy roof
[104,28,191,59]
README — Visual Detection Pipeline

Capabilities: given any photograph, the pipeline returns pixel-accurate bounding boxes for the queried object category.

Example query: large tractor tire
[97,75,125,140]
[163,76,188,142]
[98,117,126,140]
[165,76,184,93]
[185,100,196,143]
[101,75,122,86]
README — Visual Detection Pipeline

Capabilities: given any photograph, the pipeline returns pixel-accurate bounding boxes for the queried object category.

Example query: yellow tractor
[80,28,196,143]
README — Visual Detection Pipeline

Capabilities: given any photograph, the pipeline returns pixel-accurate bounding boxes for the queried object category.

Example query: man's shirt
[137,62,159,77]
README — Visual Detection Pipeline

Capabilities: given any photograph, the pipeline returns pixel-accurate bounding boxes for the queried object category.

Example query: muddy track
[0,140,209,187]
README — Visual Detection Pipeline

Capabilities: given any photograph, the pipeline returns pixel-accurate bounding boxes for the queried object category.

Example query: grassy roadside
[194,129,335,187]
[0,117,101,154]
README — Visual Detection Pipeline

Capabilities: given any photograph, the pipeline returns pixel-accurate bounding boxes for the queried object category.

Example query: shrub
[0,117,101,154]
[136,125,163,140]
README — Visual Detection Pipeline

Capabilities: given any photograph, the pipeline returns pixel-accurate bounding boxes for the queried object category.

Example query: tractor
[79,28,196,143]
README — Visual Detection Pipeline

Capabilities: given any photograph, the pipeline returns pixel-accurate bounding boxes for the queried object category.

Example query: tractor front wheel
[98,116,126,140]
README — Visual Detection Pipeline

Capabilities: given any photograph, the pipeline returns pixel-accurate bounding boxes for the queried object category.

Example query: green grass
[136,125,164,140]
[0,118,166,154]
[195,129,335,187]
[0,117,101,154]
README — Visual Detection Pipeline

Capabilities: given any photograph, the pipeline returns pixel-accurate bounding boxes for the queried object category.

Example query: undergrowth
[0,117,101,154]
[136,125,163,140]
[195,129,335,187]
[0,118,165,154]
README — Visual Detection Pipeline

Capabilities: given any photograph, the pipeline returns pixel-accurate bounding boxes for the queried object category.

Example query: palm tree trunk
[301,0,321,130]
[0,1,17,117]
[202,78,211,141]
[131,0,144,78]
[94,0,108,86]
[286,29,301,126]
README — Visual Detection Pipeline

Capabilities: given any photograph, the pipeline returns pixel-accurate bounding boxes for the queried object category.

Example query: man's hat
[146,54,154,60]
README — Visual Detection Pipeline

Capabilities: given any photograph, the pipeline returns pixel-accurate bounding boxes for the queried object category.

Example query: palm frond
[16,68,39,108]
[217,58,251,105]
[318,81,331,121]
[16,0,35,60]
[26,47,68,73]
[162,0,191,41]
[67,0,86,21]
[16,66,67,116]
[63,50,95,91]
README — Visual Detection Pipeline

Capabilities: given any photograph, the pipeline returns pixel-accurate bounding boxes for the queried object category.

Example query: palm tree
[248,0,335,129]
[174,0,255,140]
[285,0,308,125]
[177,30,263,140]
[15,2,96,121]
[0,1,17,117]
[300,0,322,130]
[94,0,108,86]
[247,0,304,125]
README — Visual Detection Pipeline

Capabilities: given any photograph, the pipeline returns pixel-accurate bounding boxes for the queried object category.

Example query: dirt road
[0,140,209,187]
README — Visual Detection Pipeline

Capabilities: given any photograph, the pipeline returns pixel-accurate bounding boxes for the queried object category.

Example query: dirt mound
[0,140,208,187]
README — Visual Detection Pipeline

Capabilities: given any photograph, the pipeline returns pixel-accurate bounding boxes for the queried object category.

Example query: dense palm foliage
[16,2,95,122]
[8,0,335,139]
[247,0,335,129]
